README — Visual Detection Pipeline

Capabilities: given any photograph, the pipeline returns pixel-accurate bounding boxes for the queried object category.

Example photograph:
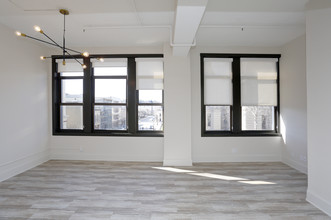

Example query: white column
[163,44,192,166]
[306,0,331,216]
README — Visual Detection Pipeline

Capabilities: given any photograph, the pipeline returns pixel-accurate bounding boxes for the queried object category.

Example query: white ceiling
[0,0,308,49]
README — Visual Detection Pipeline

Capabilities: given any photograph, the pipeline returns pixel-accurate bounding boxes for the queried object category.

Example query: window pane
[136,58,164,90]
[139,90,162,104]
[94,67,127,76]
[138,106,163,131]
[61,79,83,103]
[242,106,275,131]
[204,78,232,105]
[94,106,127,130]
[95,79,126,103]
[60,106,83,130]
[204,58,233,105]
[241,58,278,106]
[205,106,231,131]
[60,72,84,77]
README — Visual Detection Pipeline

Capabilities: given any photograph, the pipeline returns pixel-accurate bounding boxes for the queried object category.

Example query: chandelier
[15,9,89,69]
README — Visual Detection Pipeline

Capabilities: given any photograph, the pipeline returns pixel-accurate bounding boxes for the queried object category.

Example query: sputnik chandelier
[15,9,89,68]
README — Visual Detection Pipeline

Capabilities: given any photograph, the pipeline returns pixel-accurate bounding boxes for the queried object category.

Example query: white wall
[49,46,164,162]
[191,46,282,162]
[0,23,49,181]
[306,5,331,216]
[50,45,284,164]
[280,35,307,174]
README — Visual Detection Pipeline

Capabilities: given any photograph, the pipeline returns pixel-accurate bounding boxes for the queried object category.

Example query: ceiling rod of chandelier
[15,9,89,69]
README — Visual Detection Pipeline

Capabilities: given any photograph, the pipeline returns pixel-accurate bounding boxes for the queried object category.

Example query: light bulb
[82,64,87,69]
[98,58,104,62]
[15,31,26,37]
[40,56,46,60]
[34,25,42,33]
[82,52,89,57]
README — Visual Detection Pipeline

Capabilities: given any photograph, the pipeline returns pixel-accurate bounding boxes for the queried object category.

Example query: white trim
[163,159,193,166]
[307,190,331,216]
[281,157,307,174]
[51,149,162,162]
[0,150,50,182]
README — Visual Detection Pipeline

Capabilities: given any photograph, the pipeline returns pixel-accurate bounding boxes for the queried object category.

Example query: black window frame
[201,53,281,137]
[52,54,164,137]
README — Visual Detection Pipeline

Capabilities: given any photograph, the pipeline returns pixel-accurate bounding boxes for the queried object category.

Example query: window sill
[52,131,164,137]
[202,132,281,137]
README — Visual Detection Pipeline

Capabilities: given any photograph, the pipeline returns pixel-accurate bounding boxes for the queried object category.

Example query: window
[136,58,164,131]
[201,54,280,136]
[92,58,128,131]
[241,58,278,131]
[52,55,163,136]
[203,58,233,131]
[57,59,84,130]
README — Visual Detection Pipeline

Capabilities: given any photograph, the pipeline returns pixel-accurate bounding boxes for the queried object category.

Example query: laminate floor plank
[0,160,329,220]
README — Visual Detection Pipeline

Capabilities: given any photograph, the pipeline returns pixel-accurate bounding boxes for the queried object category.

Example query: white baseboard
[307,190,331,216]
[282,157,307,174]
[51,149,163,162]
[163,159,193,166]
[193,155,281,163]
[0,150,50,182]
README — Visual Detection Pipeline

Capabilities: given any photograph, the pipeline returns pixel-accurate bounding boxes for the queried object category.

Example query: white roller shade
[241,58,278,106]
[91,58,127,67]
[136,58,164,90]
[57,59,83,72]
[204,58,233,105]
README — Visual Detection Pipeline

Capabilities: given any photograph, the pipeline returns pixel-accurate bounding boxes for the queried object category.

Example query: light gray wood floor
[0,160,329,220]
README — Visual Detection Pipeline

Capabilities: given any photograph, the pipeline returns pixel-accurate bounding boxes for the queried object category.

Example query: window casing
[201,54,280,136]
[52,54,164,136]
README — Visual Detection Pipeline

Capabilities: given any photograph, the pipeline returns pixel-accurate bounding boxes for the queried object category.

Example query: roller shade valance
[136,58,164,90]
[56,59,83,72]
[91,58,127,67]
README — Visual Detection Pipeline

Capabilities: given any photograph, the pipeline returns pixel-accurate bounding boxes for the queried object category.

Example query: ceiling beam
[172,0,208,56]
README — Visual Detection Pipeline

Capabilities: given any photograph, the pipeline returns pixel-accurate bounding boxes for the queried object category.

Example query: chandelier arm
[41,32,62,49]
[65,50,84,66]
[24,34,82,54]
[63,47,82,54]
[41,31,83,54]
[24,34,63,49]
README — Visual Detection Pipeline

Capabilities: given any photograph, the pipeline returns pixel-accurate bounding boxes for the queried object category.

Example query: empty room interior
[1,0,331,219]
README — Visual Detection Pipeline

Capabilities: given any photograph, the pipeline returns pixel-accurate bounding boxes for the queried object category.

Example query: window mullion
[232,57,241,133]
[127,57,137,134]
[276,61,280,133]
[83,57,92,133]
[53,59,61,133]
